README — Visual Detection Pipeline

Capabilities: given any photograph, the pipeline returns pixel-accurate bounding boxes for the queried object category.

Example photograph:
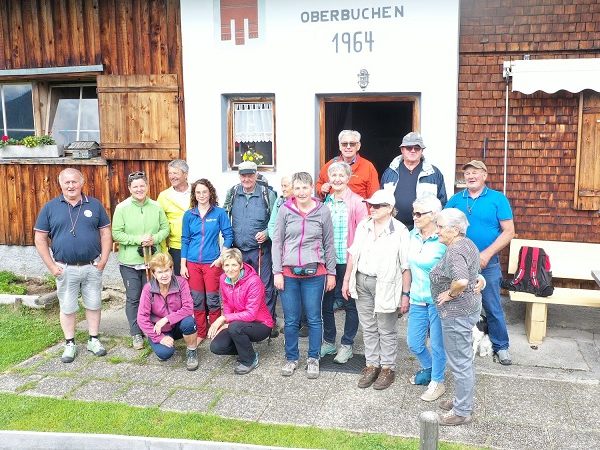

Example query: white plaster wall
[181,0,460,198]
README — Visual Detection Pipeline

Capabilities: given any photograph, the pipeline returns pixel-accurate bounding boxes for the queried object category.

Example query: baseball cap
[400,131,425,149]
[461,160,487,171]
[238,161,258,175]
[363,189,395,206]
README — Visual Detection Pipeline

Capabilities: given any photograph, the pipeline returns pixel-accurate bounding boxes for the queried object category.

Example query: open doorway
[319,96,418,178]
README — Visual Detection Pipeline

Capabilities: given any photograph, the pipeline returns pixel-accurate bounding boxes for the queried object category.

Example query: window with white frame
[0,83,35,139]
[228,97,275,168]
[47,84,100,148]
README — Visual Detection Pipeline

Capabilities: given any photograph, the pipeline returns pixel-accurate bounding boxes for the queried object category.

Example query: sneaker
[306,357,320,379]
[357,365,381,388]
[86,338,107,357]
[320,341,337,357]
[421,381,446,402]
[410,367,432,385]
[373,367,395,390]
[270,327,280,338]
[298,325,309,338]
[281,360,298,377]
[234,352,259,375]
[61,342,77,363]
[438,411,473,426]
[439,399,454,411]
[333,344,353,364]
[186,348,199,371]
[494,349,512,365]
[132,334,144,350]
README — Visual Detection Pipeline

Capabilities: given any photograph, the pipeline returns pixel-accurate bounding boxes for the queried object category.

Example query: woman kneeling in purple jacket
[208,248,274,375]
[137,253,199,371]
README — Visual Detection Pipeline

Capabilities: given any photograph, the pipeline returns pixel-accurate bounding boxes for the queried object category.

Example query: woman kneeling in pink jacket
[137,253,199,371]
[208,248,274,375]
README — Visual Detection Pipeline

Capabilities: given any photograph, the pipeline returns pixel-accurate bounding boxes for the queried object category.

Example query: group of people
[33,129,515,426]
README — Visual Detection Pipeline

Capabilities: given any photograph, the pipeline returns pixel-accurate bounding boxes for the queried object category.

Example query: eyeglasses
[412,211,432,218]
[128,171,146,181]
[402,146,423,153]
[368,203,389,210]
[340,142,359,148]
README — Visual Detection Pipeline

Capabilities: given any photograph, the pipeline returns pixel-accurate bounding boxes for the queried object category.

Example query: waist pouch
[290,262,318,276]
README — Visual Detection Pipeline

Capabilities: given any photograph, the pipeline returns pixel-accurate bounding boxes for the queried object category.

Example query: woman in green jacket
[112,171,170,349]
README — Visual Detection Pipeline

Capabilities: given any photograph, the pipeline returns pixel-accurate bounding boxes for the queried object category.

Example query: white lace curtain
[234,102,273,142]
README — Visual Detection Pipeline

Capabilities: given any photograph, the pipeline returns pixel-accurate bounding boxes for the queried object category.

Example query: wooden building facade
[0,0,184,245]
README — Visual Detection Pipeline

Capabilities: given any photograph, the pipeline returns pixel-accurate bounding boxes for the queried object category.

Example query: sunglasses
[368,203,389,210]
[340,142,358,148]
[128,171,146,181]
[412,211,432,218]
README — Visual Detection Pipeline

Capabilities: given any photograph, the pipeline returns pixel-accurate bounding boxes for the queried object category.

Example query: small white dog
[472,315,493,359]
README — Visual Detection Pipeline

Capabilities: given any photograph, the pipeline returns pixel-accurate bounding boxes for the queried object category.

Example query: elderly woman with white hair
[407,195,447,402]
[342,189,411,390]
[320,161,368,364]
[430,208,482,426]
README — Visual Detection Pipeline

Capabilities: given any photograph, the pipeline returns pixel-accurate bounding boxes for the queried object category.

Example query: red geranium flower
[1,135,8,142]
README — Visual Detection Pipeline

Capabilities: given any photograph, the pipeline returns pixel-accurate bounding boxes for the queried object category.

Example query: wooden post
[419,411,439,450]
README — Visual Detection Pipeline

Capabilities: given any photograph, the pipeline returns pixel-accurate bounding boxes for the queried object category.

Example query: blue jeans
[280,275,325,360]
[481,257,510,351]
[441,310,480,416]
[407,302,446,383]
[148,316,196,360]
[322,264,358,346]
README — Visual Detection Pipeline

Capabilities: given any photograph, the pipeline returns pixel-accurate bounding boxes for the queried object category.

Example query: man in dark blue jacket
[380,131,447,230]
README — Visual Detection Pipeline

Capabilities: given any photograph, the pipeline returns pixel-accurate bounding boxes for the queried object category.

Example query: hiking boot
[333,344,353,364]
[320,341,337,357]
[298,325,309,337]
[186,348,199,371]
[357,366,381,388]
[61,342,77,363]
[373,367,395,390]
[132,334,144,350]
[86,338,107,357]
[270,327,280,338]
[421,381,446,402]
[234,353,259,375]
[410,367,432,385]
[438,411,473,426]
[439,399,454,411]
[281,360,298,377]
[306,357,320,379]
[494,349,512,365]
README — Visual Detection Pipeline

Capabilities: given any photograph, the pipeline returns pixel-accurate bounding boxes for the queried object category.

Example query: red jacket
[316,155,379,200]
[137,276,194,343]
[220,263,274,328]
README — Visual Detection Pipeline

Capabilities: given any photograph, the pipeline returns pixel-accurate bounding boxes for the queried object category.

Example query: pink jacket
[220,263,274,328]
[137,276,194,343]
[340,188,369,253]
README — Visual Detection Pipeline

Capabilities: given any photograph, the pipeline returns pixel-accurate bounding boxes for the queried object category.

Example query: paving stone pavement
[2,296,599,450]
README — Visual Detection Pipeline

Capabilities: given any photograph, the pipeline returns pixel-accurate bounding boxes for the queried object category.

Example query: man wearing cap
[446,160,515,365]
[316,129,379,200]
[380,131,447,230]
[157,159,190,276]
[34,168,112,363]
[224,161,278,336]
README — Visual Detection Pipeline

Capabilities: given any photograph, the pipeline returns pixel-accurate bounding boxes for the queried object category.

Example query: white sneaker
[333,344,353,364]
[420,381,446,402]
[280,360,298,377]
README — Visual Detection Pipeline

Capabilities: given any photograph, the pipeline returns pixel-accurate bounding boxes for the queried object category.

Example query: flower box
[0,144,64,158]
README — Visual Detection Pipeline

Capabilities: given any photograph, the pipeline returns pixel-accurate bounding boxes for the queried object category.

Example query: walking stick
[143,246,152,280]
[258,243,262,277]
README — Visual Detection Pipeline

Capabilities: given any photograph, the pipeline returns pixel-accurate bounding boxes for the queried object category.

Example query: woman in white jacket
[342,189,411,390]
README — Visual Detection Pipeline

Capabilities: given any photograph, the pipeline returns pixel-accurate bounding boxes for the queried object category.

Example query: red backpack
[502,246,554,297]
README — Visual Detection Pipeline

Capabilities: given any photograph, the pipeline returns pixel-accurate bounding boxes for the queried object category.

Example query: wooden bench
[507,238,600,344]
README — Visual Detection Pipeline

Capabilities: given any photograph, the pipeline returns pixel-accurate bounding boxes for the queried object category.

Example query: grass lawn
[0,302,478,450]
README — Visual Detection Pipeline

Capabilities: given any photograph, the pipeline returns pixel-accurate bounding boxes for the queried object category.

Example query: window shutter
[97,74,180,160]
[574,92,600,210]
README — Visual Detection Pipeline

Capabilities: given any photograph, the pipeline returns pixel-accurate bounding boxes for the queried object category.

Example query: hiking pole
[143,246,152,280]
[257,243,262,277]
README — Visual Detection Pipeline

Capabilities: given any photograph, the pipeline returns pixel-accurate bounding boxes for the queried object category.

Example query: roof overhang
[503,58,600,94]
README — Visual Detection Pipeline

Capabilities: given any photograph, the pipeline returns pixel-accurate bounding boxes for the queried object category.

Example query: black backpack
[502,246,554,297]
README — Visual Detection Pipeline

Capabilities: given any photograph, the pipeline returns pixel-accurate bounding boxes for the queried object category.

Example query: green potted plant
[0,134,64,158]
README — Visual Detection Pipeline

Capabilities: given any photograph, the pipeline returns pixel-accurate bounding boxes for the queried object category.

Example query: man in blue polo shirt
[446,160,515,365]
[34,168,112,363]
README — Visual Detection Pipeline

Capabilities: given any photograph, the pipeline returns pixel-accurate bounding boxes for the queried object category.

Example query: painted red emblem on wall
[220,0,259,45]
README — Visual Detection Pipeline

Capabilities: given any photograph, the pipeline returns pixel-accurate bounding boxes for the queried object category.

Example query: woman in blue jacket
[181,179,233,343]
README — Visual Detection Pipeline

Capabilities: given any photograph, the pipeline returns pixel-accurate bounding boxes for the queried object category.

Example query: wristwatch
[401,291,410,298]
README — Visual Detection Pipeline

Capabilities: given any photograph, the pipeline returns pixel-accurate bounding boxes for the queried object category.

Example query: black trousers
[210,320,271,365]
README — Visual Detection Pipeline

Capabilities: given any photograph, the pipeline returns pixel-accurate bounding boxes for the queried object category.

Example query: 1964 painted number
[332,31,374,53]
